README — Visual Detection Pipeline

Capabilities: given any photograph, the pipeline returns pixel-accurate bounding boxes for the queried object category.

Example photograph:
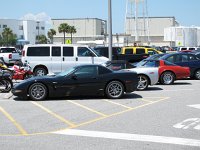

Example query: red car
[137,59,190,85]
[158,60,190,85]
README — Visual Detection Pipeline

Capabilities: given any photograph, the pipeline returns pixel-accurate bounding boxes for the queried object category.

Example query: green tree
[68,26,76,44]
[37,35,48,44]
[58,23,70,44]
[1,27,17,46]
[47,29,56,44]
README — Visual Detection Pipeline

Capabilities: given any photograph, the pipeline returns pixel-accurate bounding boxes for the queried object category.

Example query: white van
[178,47,200,51]
[22,44,109,76]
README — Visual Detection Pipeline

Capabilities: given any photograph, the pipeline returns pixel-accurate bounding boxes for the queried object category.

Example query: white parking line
[54,129,200,147]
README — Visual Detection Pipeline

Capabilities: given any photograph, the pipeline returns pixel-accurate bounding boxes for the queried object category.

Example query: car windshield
[137,60,158,67]
[89,47,101,57]
[56,67,76,76]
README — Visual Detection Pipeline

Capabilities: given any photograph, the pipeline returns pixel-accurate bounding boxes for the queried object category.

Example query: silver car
[125,64,159,91]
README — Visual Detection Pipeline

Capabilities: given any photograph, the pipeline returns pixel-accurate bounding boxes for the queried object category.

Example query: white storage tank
[164,26,198,47]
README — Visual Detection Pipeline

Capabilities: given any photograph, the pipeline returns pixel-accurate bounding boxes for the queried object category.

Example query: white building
[164,26,199,47]
[0,19,45,45]
[125,17,179,46]
[51,18,107,44]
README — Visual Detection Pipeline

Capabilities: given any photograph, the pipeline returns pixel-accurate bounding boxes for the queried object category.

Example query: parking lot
[0,79,200,150]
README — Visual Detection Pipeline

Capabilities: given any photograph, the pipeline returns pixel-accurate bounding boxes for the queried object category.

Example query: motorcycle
[11,62,33,80]
[0,60,33,80]
[0,70,13,93]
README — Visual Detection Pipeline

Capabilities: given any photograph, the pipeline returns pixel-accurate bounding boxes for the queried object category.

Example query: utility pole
[108,0,112,61]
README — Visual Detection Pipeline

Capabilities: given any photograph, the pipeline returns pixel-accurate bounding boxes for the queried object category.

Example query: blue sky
[0,0,200,33]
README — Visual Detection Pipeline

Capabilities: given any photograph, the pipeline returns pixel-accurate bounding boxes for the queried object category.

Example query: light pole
[36,21,40,44]
[108,0,113,61]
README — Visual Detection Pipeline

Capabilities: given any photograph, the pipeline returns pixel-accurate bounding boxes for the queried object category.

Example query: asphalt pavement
[0,79,200,150]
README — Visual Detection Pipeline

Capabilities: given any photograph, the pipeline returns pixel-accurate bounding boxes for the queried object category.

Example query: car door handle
[76,57,78,61]
[63,57,65,61]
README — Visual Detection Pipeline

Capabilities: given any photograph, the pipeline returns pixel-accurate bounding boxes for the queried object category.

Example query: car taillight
[9,54,12,59]
[22,50,25,56]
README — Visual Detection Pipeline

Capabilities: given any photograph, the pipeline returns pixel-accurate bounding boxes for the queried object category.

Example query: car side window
[63,47,73,56]
[166,56,174,63]
[98,66,112,75]
[136,48,145,54]
[27,47,50,56]
[75,66,97,78]
[181,55,188,62]
[124,48,133,54]
[52,47,61,56]
[188,55,196,61]
[78,47,94,57]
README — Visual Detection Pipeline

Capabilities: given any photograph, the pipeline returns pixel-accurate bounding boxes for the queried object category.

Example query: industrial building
[0,19,45,45]
[51,18,107,44]
[125,16,179,46]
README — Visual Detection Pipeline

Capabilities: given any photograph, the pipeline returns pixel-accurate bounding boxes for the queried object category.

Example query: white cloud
[21,12,51,24]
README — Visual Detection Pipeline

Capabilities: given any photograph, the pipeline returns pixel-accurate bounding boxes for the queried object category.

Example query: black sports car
[12,64,138,100]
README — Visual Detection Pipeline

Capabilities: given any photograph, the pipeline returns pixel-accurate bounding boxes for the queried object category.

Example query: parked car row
[2,44,200,100]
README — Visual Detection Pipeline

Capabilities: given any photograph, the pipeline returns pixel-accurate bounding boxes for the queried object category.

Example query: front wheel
[105,81,124,99]
[160,71,175,85]
[29,83,47,100]
[194,69,200,80]
[0,79,13,93]
[137,75,149,90]
[34,67,47,76]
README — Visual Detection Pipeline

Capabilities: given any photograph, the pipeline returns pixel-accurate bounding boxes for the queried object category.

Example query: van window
[63,47,73,56]
[124,48,133,54]
[78,47,94,56]
[135,48,145,54]
[52,47,61,56]
[27,47,50,56]
[189,48,195,50]
[180,47,187,51]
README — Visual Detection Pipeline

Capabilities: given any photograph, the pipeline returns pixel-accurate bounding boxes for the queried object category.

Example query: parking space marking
[0,97,170,136]
[69,97,170,129]
[139,98,154,103]
[54,129,200,147]
[31,101,76,127]
[67,100,108,117]
[103,99,133,109]
[0,106,28,135]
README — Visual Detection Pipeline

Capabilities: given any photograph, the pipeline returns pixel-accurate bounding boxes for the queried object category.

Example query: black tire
[34,67,47,76]
[0,79,13,93]
[105,81,124,99]
[29,83,47,100]
[24,73,34,80]
[194,69,200,80]
[160,71,175,85]
[137,75,149,91]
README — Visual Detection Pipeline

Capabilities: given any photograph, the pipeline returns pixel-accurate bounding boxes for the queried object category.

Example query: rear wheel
[34,67,47,76]
[29,83,47,100]
[160,71,175,85]
[137,75,149,90]
[194,69,200,80]
[105,81,124,99]
[0,79,13,93]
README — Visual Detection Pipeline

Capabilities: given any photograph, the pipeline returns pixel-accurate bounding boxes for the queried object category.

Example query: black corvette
[12,64,138,100]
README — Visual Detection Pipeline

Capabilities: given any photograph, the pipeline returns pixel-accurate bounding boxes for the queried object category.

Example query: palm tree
[68,26,76,44]
[37,35,48,44]
[47,29,56,44]
[2,28,13,46]
[58,23,70,44]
